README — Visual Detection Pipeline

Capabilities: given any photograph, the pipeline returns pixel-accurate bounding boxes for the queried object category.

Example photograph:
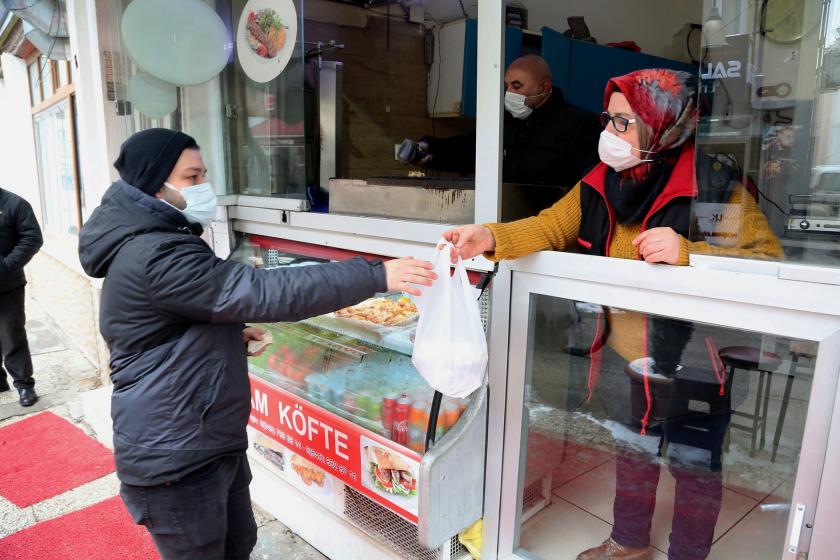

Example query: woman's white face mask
[598,130,654,172]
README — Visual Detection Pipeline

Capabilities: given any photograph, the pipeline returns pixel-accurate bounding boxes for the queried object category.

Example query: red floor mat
[0,412,115,507]
[0,495,159,560]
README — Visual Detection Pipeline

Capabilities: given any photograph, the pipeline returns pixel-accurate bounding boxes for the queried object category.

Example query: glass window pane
[221,0,308,198]
[28,62,41,106]
[57,61,70,87]
[40,56,55,99]
[694,0,838,267]
[34,100,79,236]
[515,295,815,559]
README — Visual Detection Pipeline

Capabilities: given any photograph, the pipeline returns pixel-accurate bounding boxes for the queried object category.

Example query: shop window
[514,294,815,559]
[29,51,82,237]
[33,99,82,236]
[27,61,41,106]
[218,0,308,199]
[102,0,479,212]
[102,0,308,199]
[694,0,839,268]
[39,56,55,100]
[57,60,70,88]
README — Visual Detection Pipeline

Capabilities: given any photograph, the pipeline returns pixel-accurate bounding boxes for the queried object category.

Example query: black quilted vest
[574,146,735,257]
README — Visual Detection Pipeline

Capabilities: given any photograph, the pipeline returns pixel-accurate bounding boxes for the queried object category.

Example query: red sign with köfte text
[248,375,421,523]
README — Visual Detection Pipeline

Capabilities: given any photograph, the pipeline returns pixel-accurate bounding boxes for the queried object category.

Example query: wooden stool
[771,341,816,462]
[719,346,783,457]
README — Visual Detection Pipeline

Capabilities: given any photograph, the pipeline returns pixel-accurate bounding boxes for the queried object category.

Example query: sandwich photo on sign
[363,445,417,498]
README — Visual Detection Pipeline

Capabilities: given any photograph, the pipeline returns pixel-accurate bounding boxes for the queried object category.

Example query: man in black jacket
[0,187,43,407]
[78,128,436,560]
[403,55,602,188]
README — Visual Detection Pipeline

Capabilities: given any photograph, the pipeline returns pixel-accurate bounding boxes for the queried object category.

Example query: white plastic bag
[411,240,488,398]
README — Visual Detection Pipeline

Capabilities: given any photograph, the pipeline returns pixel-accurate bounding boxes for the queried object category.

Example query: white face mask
[504,89,548,120]
[597,130,654,172]
[164,182,218,226]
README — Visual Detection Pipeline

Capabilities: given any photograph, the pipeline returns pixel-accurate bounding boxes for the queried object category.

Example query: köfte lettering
[278,399,350,460]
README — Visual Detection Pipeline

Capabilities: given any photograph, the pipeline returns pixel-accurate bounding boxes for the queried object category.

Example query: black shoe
[19,387,38,407]
[0,377,9,392]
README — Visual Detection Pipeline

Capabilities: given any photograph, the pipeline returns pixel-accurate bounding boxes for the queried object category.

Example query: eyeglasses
[600,111,637,133]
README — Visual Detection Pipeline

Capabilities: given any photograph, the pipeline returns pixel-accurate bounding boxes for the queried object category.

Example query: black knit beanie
[113,128,199,196]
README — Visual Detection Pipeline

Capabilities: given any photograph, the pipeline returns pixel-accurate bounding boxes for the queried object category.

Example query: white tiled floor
[520,498,667,560]
[519,458,793,559]
[706,492,790,559]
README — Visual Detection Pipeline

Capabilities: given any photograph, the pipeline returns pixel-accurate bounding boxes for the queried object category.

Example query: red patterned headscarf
[604,68,699,156]
[601,69,699,223]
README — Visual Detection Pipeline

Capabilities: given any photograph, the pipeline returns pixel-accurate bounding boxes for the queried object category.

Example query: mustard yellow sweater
[485,182,783,265]
[483,182,783,361]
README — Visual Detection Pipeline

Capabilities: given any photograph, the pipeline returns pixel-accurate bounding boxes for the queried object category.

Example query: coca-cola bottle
[393,395,411,446]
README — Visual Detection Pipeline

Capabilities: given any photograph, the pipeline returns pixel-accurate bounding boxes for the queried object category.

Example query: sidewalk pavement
[0,296,327,560]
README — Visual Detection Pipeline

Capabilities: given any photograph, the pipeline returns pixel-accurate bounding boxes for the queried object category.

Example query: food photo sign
[237,0,298,83]
[249,375,422,523]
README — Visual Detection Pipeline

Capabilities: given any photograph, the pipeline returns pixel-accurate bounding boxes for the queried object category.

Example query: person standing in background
[0,186,43,407]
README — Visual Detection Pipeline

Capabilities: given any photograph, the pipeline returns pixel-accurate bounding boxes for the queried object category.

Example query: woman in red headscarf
[444,68,781,265]
[443,69,782,560]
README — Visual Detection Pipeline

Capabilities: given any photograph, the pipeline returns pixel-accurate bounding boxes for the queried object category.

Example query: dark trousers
[120,453,258,560]
[0,287,34,390]
[611,447,722,560]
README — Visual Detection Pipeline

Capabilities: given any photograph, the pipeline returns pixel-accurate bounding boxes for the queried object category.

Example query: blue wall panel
[463,23,696,117]
[540,27,571,94]
[461,20,523,117]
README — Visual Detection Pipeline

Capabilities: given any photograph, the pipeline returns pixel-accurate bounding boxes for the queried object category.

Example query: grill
[366,176,475,189]
[522,478,544,511]
[343,487,470,560]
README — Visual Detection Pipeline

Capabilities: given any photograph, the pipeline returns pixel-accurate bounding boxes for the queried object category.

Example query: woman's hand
[243,326,268,357]
[633,227,682,264]
[384,258,437,296]
[441,224,496,263]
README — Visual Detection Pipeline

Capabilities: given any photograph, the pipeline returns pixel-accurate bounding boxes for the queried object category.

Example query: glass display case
[230,234,487,558]
[232,235,469,447]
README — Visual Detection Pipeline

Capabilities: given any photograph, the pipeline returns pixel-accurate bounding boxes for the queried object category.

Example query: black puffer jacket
[79,181,387,485]
[0,188,43,293]
[424,87,602,187]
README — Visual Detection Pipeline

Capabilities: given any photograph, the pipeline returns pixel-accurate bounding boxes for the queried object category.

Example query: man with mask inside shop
[399,54,602,188]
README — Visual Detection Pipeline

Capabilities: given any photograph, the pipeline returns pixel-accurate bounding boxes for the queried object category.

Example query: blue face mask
[164,182,218,225]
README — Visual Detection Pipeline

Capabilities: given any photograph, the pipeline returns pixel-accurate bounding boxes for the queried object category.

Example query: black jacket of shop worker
[78,181,387,486]
[424,87,603,188]
[0,188,43,293]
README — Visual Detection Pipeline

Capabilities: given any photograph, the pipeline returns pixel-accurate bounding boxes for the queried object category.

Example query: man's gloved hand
[397,138,433,165]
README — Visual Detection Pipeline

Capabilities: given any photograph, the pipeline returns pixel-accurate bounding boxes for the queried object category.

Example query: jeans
[120,453,258,560]
[610,446,723,560]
